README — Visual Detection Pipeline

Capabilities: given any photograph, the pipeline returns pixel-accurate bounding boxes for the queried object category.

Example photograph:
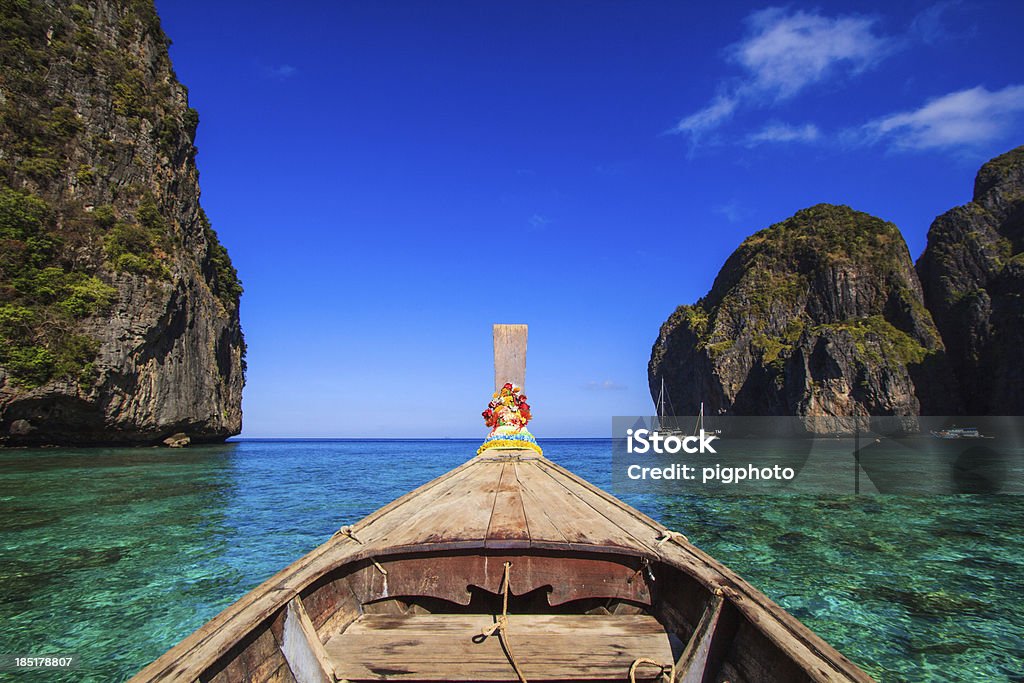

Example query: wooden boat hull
[130,452,874,683]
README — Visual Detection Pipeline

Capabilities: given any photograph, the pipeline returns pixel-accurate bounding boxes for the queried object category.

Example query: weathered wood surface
[300,572,362,644]
[200,610,296,683]
[493,324,528,390]
[326,613,673,681]
[484,462,531,545]
[676,595,723,683]
[363,452,666,554]
[342,553,652,607]
[279,598,334,683]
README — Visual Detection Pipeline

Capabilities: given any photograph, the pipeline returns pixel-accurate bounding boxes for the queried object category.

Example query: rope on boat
[628,657,675,683]
[335,526,363,543]
[655,530,689,546]
[476,561,528,683]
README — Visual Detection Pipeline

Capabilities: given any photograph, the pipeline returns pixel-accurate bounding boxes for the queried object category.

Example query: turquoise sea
[1,439,1022,682]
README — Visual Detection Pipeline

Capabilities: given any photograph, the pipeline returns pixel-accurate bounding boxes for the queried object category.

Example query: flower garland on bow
[482,382,533,430]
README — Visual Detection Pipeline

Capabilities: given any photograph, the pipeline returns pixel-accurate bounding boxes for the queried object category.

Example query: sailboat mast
[658,378,666,418]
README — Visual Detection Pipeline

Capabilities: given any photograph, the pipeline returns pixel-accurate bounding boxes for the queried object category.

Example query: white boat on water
[654,377,685,436]
[656,378,721,437]
[693,401,722,437]
[930,427,992,439]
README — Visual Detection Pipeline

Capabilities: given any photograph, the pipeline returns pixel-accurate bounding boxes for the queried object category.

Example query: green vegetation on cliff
[101,196,172,278]
[199,209,243,306]
[740,204,904,267]
[651,203,948,417]
[0,0,242,389]
[701,205,933,364]
[0,188,115,386]
[812,316,929,367]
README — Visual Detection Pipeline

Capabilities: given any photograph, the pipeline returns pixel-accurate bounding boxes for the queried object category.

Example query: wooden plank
[485,462,531,545]
[345,456,489,545]
[339,554,651,608]
[493,324,527,390]
[676,595,723,683]
[534,459,667,555]
[326,613,672,681]
[510,460,569,546]
[279,598,335,683]
[368,459,494,546]
[724,620,815,683]
[265,662,298,683]
[200,626,286,683]
[300,574,362,642]
[513,457,632,548]
[377,459,503,548]
[319,578,363,643]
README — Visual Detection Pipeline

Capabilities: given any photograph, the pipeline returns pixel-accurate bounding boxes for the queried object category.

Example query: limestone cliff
[917,145,1024,414]
[649,204,956,420]
[0,0,244,444]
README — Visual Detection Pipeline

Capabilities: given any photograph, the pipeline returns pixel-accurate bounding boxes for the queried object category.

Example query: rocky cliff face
[649,204,956,419]
[917,145,1024,414]
[0,0,244,444]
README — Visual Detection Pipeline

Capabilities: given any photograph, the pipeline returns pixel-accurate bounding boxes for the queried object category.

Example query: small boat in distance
[130,326,874,683]
[694,401,722,437]
[930,427,992,439]
[657,379,721,438]
[655,377,685,436]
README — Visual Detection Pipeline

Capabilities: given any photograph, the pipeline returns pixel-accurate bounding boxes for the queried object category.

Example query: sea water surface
[1,439,1022,682]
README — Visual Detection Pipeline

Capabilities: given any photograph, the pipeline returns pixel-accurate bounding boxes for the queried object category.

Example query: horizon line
[229,436,612,441]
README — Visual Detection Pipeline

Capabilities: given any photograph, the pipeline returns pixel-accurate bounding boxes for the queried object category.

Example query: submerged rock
[917,145,1024,414]
[0,0,244,445]
[650,204,956,421]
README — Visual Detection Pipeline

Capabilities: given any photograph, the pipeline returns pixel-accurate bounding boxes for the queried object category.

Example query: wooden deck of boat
[130,449,876,683]
[326,614,673,681]
[345,450,667,556]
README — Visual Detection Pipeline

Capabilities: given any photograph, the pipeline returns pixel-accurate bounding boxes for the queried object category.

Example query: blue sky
[155,1,1024,437]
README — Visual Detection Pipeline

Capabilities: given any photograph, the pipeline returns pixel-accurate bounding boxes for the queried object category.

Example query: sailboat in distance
[694,401,722,437]
[657,378,721,437]
[655,377,685,436]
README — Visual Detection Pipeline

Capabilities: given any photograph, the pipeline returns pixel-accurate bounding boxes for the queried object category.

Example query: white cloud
[673,8,893,139]
[863,85,1024,150]
[745,122,821,146]
[674,95,738,136]
[733,8,892,100]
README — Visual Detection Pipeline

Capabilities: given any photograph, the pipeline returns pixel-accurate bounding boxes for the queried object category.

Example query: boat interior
[198,548,816,683]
